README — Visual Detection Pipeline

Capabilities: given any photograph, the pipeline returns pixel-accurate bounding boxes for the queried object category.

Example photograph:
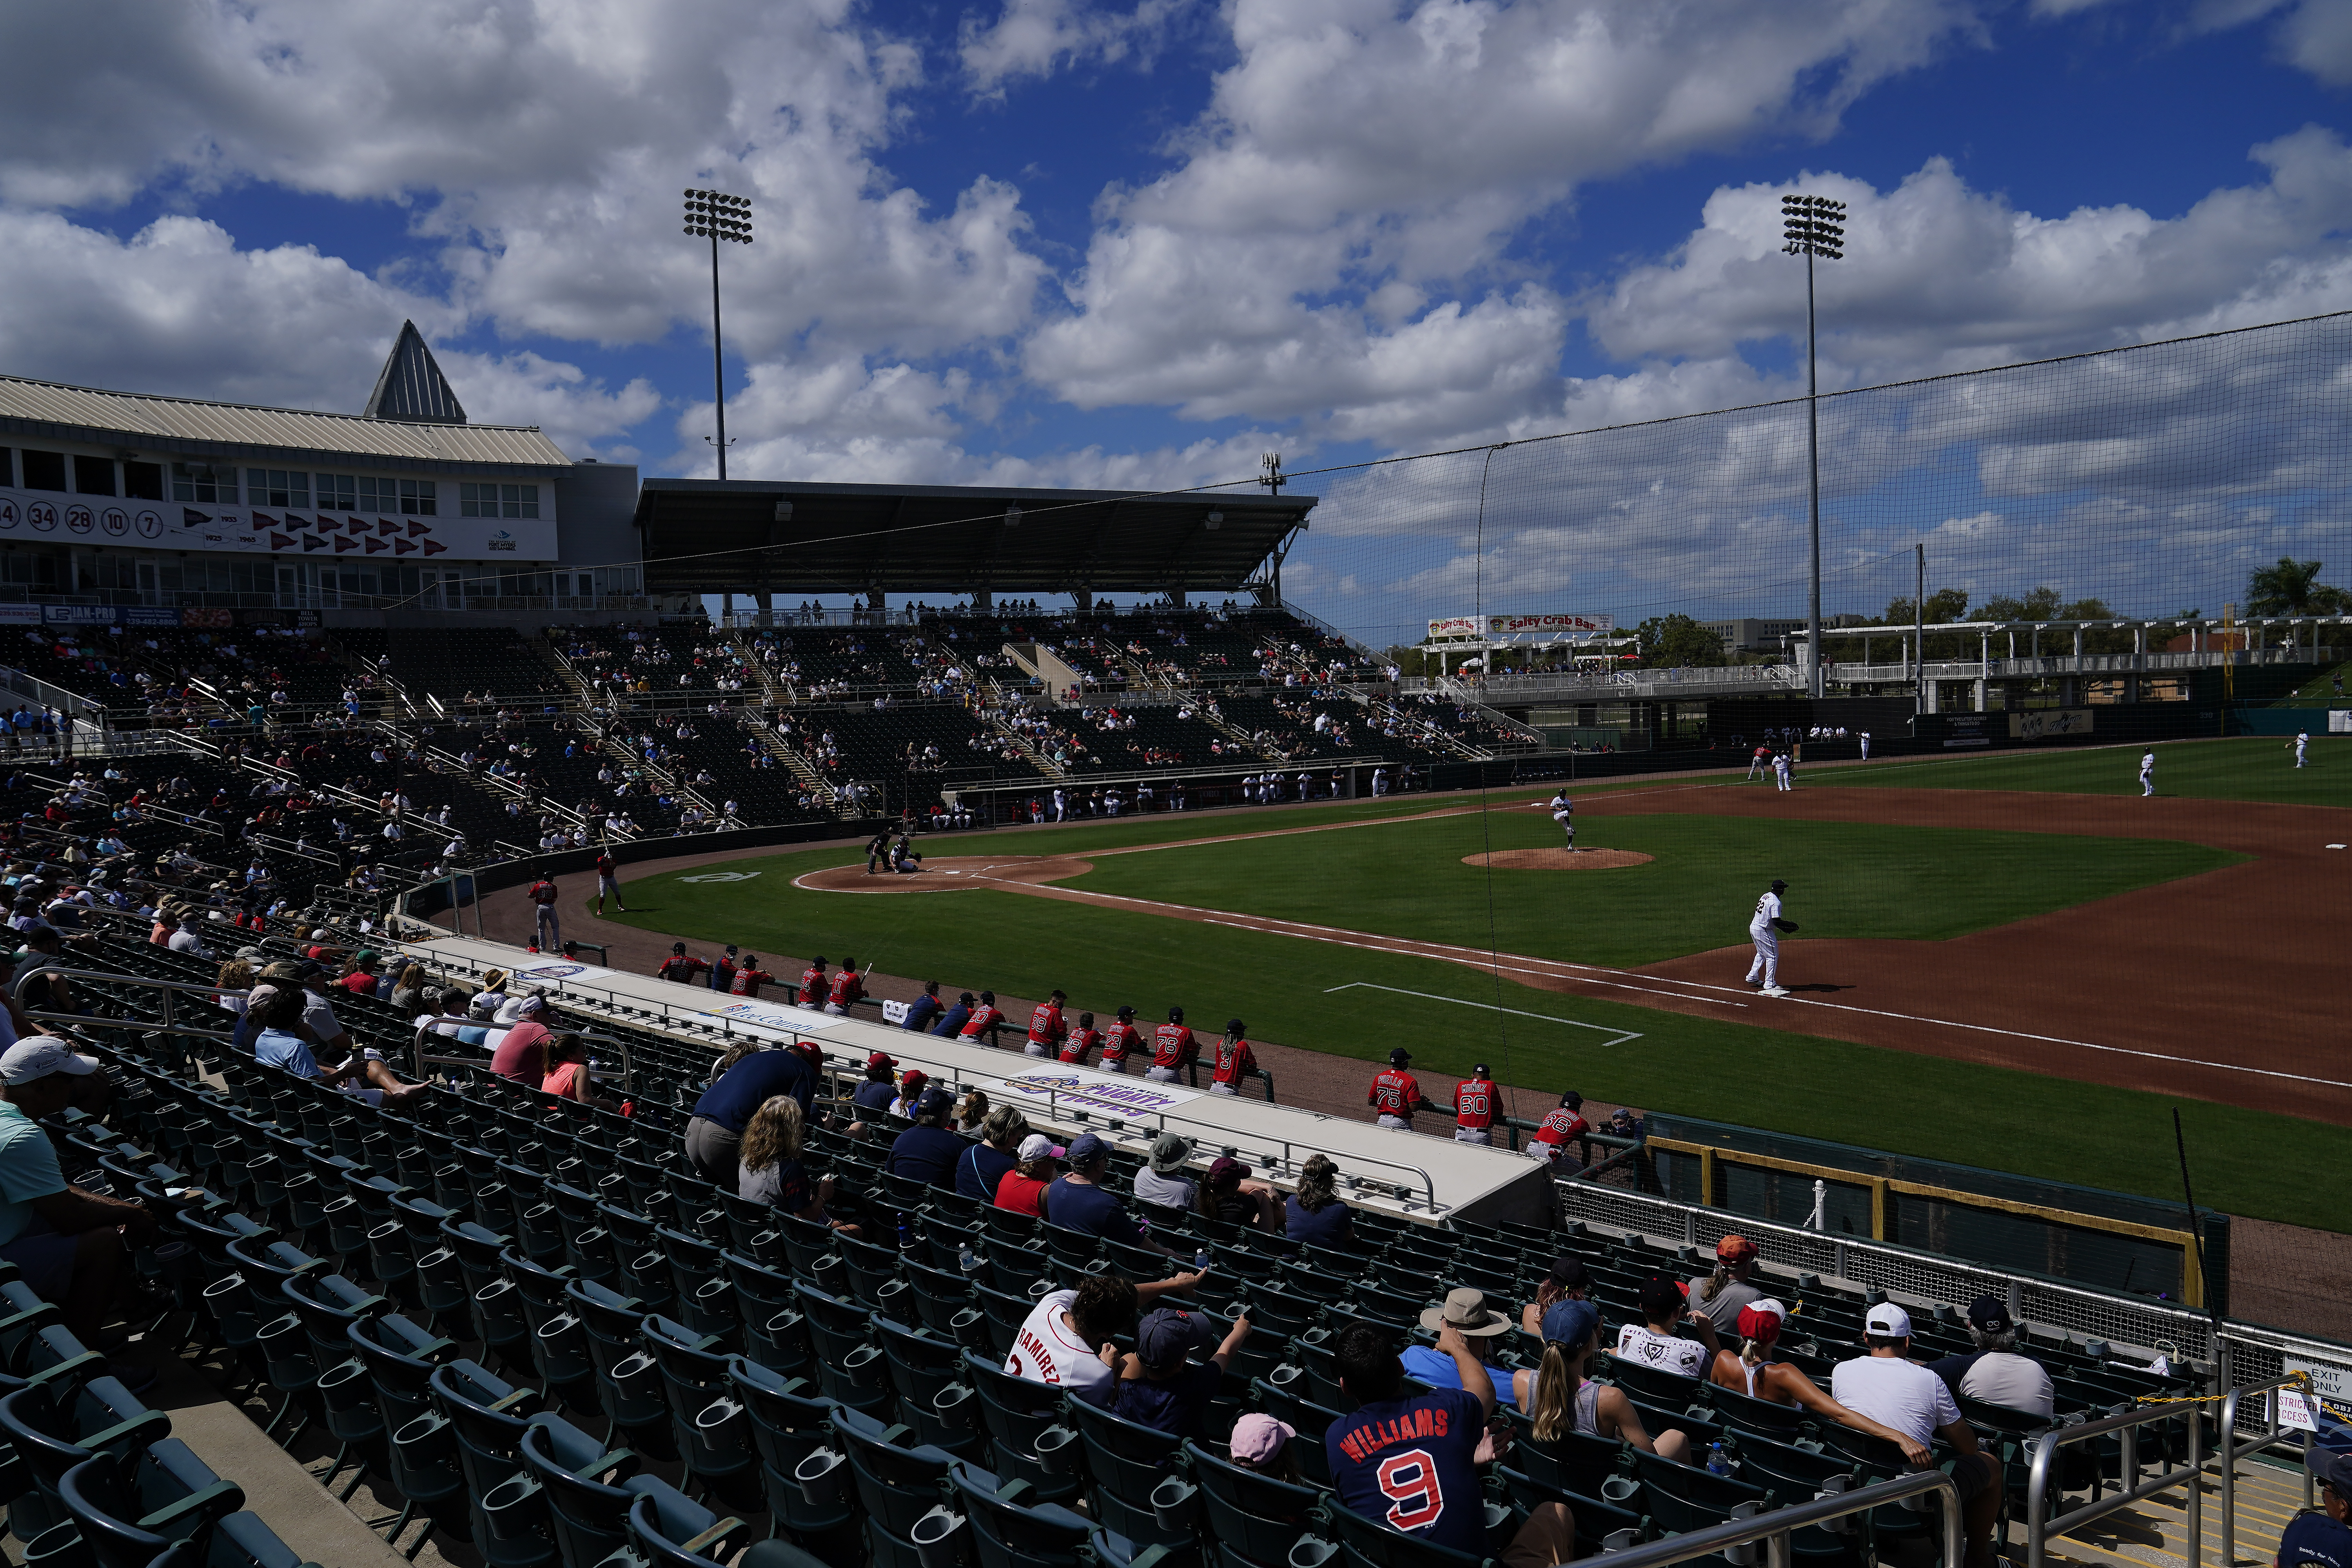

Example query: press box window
[72,456,116,495]
[18,451,66,492]
[171,463,236,504]
[315,474,357,511]
[461,482,539,519]
[245,470,310,509]
[123,461,163,501]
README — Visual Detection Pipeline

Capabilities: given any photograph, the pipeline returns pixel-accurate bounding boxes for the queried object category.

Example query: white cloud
[959,0,1191,93]
[438,351,662,459]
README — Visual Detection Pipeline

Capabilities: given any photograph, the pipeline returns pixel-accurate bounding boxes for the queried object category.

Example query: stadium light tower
[1783,192,1844,700]
[683,189,754,480]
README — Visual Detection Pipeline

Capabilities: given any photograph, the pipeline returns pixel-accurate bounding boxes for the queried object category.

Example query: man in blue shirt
[1402,1289,1521,1408]
[886,1088,970,1189]
[1327,1321,1576,1565]
[1039,1134,1176,1256]
[686,1045,817,1184]
[930,992,976,1038]
[901,982,944,1033]
[2281,1449,2352,1568]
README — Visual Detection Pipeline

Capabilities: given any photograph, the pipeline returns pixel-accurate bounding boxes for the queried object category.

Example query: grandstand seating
[384,628,570,705]
[0,905,2229,1568]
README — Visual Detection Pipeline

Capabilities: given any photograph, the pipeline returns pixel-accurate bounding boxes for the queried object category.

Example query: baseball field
[601,736,2352,1231]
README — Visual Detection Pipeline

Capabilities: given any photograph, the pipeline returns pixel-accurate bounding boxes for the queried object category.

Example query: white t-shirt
[1134,1167,1198,1211]
[1616,1323,1708,1379]
[1006,1289,1114,1407]
[1960,1352,2054,1419]
[1831,1355,1962,1446]
[1750,891,1782,933]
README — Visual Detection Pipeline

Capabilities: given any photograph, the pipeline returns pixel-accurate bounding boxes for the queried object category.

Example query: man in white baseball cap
[0,1038,159,1349]
[1830,1301,2004,1568]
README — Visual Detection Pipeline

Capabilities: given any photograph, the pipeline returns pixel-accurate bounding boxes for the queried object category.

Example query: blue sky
[1,0,2348,642]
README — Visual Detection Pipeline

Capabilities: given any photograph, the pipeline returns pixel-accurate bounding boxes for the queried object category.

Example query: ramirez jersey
[1750,891,1782,933]
[1452,1079,1494,1130]
[1370,1069,1422,1116]
[1151,1024,1198,1070]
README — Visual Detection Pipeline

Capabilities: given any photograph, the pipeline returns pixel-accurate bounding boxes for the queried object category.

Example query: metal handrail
[2025,1388,2218,1568]
[10,965,242,1042]
[2219,1372,2317,1568]
[1511,1468,1958,1568]
[407,1016,635,1094]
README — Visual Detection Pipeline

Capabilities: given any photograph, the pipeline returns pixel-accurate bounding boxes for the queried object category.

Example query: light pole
[682,189,754,479]
[1782,192,1845,701]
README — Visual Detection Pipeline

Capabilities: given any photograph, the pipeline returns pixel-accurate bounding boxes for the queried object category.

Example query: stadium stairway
[2044,1458,2306,1568]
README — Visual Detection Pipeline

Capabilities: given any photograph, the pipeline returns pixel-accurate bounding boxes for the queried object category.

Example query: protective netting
[1282,311,2352,656]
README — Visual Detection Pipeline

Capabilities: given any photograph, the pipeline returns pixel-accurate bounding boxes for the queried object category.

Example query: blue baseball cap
[1066,1132,1110,1166]
[1542,1298,1601,1352]
[1135,1307,1218,1373]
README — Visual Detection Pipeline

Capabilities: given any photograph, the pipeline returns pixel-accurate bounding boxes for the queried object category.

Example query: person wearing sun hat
[1134,1132,1198,1212]
[1687,1233,1764,1333]
[0,1038,162,1350]
[1708,1299,1930,1459]
[995,1132,1062,1216]
[1833,1302,2004,1568]
[1400,1288,1522,1406]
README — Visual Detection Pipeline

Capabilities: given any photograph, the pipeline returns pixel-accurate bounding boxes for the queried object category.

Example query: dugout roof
[632,478,1314,597]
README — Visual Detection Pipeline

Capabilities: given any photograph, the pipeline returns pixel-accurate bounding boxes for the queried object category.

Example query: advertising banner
[0,606,40,625]
[0,486,558,561]
[2011,709,2094,740]
[1483,613,1616,636]
[42,605,117,626]
[993,1067,1202,1119]
[1942,715,1993,748]
[1427,616,1481,639]
[2330,710,2351,734]
[122,607,183,628]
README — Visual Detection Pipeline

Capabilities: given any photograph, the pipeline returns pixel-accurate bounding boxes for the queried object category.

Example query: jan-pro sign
[0,486,558,561]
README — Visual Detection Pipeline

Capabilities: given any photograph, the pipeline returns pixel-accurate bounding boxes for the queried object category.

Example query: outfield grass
[1062,809,2238,967]
[2276,660,2348,707]
[1833,736,2350,805]
[603,816,2345,1232]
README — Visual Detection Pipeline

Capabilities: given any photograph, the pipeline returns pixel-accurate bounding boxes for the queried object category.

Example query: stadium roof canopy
[632,478,1315,598]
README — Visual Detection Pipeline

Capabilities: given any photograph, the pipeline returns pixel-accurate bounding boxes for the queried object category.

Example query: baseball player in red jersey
[594,847,626,913]
[1147,1006,1198,1083]
[799,956,829,1009]
[729,955,777,998]
[1529,1090,1590,1166]
[1100,1006,1143,1073]
[1453,1062,1497,1144]
[1209,1018,1258,1097]
[1369,1047,1424,1130]
[526,869,561,950]
[1025,990,1069,1058]
[654,941,708,984]
[960,990,1006,1044]
[1059,1011,1103,1065]
[826,960,865,1016]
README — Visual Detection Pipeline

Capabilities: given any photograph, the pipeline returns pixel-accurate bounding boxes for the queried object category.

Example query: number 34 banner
[0,486,556,561]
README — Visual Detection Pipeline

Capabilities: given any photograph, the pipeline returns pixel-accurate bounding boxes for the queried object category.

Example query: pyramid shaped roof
[363,319,467,425]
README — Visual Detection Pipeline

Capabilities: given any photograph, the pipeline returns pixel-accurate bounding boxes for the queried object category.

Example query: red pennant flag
[333,534,361,553]
[407,521,430,538]
[252,512,278,528]
[363,536,388,554]
[392,539,417,555]
[378,518,399,537]
[313,514,340,533]
[269,533,296,550]
[421,539,447,556]
[349,517,370,534]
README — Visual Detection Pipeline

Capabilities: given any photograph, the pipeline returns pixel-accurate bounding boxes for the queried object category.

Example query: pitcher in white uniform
[1746,878,1790,996]
[1550,791,1575,849]
[2139,751,2155,796]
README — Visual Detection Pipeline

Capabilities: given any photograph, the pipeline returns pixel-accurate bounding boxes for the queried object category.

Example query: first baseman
[1746,877,1795,996]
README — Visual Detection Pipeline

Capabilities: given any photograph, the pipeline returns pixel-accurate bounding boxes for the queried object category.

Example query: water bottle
[1707,1443,1733,1477]
[1194,1248,1210,1273]
[959,1244,980,1275]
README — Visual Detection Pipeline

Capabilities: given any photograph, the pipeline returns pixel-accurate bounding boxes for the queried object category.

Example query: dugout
[1641,1114,2229,1313]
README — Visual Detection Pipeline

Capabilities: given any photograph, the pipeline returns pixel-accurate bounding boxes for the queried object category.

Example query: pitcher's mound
[1462,848,1653,870]
[796,855,1093,893]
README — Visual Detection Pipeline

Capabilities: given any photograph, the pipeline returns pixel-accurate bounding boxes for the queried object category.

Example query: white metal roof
[0,374,573,469]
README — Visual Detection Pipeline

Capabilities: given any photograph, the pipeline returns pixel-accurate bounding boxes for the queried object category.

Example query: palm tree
[2245,558,2352,615]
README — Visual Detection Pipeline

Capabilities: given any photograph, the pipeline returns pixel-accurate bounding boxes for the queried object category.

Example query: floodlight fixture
[1782,192,1846,701]
[682,188,756,479]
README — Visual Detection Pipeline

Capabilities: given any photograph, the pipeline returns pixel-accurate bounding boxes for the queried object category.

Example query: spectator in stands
[900,981,943,1033]
[739,1094,855,1235]
[1686,1234,1763,1333]
[1198,1156,1282,1232]
[486,993,555,1087]
[1229,1412,1301,1482]
[165,912,212,959]
[2281,1450,2352,1568]
[1285,1153,1355,1249]
[1328,1321,1579,1565]
[1520,1255,1592,1342]
[1519,1299,1688,1461]
[335,951,381,998]
[1404,1289,1524,1408]
[388,964,426,1016]
[1042,1133,1176,1256]
[1831,1304,2003,1568]
[846,1051,897,1137]
[1708,1300,1933,1454]
[889,1069,931,1118]
[212,958,254,1022]
[956,1105,1029,1201]
[250,984,429,1107]
[995,1134,1059,1216]
[929,991,976,1038]
[1134,1133,1198,1212]
[540,1034,618,1110]
[1109,1305,1252,1439]
[0,1039,162,1356]
[1619,1272,1720,1377]
[1927,1296,2054,1419]
[1006,1270,1201,1407]
[886,1087,967,1190]
[955,1088,990,1130]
